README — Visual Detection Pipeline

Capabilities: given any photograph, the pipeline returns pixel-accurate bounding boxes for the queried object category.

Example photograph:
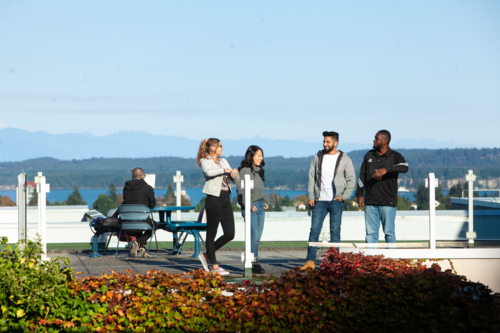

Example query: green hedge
[1,237,499,332]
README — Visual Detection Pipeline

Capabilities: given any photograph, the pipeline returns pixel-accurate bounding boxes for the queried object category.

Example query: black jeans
[205,190,235,265]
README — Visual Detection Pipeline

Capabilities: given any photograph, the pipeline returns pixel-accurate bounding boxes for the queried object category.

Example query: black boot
[252,259,265,274]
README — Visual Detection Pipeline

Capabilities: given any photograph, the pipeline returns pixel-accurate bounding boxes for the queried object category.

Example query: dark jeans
[205,190,235,265]
[122,217,156,246]
[306,200,344,261]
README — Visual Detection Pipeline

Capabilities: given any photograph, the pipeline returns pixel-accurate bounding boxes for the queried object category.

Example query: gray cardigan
[236,166,269,207]
[200,157,236,196]
[307,150,356,202]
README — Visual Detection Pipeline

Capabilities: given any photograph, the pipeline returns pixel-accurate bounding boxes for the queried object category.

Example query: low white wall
[229,210,500,242]
[1,208,499,244]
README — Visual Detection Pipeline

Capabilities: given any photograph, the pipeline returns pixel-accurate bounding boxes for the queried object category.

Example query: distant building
[181,190,190,200]
[450,197,500,210]
[17,181,36,202]
[296,203,306,211]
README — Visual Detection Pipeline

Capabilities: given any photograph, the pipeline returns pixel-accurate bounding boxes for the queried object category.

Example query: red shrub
[319,247,425,280]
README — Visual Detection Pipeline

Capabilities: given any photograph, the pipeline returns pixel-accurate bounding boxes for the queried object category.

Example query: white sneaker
[139,247,150,258]
[211,267,229,275]
[199,253,209,272]
[129,241,138,258]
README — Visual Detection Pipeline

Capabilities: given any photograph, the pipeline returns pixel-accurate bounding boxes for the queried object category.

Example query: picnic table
[152,206,207,258]
[89,206,201,258]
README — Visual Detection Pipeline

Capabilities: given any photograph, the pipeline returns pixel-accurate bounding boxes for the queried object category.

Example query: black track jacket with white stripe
[356,148,409,207]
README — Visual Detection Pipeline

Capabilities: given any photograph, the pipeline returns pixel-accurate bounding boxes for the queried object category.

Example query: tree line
[0,148,499,190]
[1,147,498,171]
[0,183,193,214]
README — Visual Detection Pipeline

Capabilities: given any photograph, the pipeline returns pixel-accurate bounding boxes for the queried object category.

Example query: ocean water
[1,188,497,206]
[0,188,309,206]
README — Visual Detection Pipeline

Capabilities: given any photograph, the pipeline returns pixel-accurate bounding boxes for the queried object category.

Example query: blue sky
[1,0,499,147]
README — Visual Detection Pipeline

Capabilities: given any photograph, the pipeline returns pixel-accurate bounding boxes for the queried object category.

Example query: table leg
[192,231,200,258]
[173,232,179,251]
[158,211,165,223]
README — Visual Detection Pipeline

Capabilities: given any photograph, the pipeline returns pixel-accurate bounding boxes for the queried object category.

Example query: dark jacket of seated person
[123,178,156,209]
[121,178,157,244]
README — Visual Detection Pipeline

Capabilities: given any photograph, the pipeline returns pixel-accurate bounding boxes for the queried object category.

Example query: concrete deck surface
[57,248,319,279]
[54,243,500,293]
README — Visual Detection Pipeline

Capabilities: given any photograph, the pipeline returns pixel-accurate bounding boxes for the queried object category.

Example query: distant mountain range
[0,128,476,162]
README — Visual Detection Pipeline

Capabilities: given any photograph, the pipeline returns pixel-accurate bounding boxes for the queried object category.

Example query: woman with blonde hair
[197,138,238,275]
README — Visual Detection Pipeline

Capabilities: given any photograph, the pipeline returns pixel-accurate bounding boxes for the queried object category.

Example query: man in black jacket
[356,130,408,244]
[122,167,156,258]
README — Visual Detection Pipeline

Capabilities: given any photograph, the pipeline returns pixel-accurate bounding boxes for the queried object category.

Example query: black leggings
[205,190,235,265]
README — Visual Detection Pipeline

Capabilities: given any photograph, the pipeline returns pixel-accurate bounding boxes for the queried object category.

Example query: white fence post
[17,172,27,249]
[425,173,437,250]
[173,171,184,220]
[466,170,476,247]
[241,174,254,278]
[34,172,50,260]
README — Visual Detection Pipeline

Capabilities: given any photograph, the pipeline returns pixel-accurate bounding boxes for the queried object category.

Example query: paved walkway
[53,241,500,280]
[56,248,322,279]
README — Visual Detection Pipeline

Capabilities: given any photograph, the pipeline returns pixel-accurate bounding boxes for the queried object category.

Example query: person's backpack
[95,217,121,228]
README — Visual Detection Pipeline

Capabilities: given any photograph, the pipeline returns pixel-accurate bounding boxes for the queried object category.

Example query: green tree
[343,198,359,211]
[397,195,413,210]
[435,185,445,203]
[195,197,207,212]
[448,183,463,198]
[231,201,241,212]
[66,186,87,205]
[163,183,176,206]
[108,183,118,205]
[274,199,283,212]
[27,191,50,206]
[463,182,480,198]
[435,185,447,210]
[282,195,294,207]
[414,183,429,210]
[444,183,464,209]
[414,183,447,210]
[92,194,115,215]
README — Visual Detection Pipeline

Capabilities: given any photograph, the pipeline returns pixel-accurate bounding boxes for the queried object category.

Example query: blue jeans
[306,200,344,261]
[365,205,397,243]
[241,199,265,260]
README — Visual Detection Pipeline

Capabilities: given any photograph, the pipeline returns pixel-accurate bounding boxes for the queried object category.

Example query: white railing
[16,172,27,250]
[310,171,500,259]
[241,174,254,278]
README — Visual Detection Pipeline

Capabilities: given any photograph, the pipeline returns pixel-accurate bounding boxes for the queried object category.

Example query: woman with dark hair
[197,138,238,275]
[237,145,269,274]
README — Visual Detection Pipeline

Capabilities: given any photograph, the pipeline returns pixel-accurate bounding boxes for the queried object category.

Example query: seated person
[121,167,157,258]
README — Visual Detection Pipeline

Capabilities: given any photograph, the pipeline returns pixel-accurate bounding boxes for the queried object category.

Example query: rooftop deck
[55,240,500,293]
